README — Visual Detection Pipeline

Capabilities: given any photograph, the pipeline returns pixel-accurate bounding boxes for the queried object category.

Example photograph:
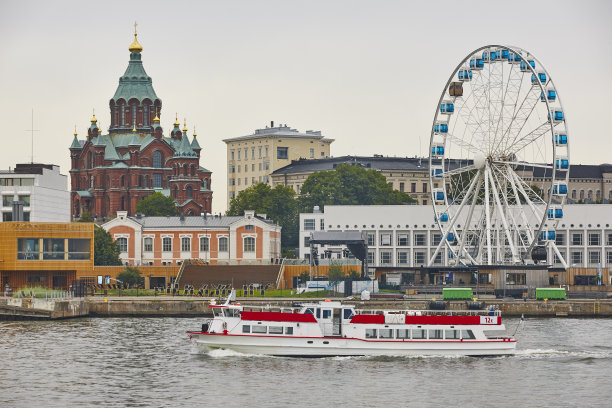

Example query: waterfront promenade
[2,295,611,319]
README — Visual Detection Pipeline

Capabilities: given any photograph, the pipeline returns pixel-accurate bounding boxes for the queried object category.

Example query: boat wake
[206,348,270,359]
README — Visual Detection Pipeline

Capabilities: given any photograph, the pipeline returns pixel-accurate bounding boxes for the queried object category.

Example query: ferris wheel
[428,45,570,267]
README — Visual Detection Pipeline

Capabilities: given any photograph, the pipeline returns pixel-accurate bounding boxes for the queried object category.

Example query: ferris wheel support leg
[487,168,520,262]
[509,170,547,257]
[550,242,568,269]
[457,174,483,264]
[507,167,535,243]
[484,166,493,264]
[427,170,481,267]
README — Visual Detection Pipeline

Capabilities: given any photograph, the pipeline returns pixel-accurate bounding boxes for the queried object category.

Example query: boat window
[242,325,251,333]
[412,329,426,339]
[429,330,443,339]
[316,308,321,318]
[269,326,283,334]
[461,330,476,340]
[396,329,410,339]
[285,327,294,335]
[379,329,393,339]
[252,325,267,334]
[322,309,332,319]
[445,329,460,339]
[212,308,221,317]
[224,309,240,317]
[305,308,314,314]
[365,329,377,339]
[343,309,355,320]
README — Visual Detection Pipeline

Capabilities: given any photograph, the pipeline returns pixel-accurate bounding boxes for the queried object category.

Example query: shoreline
[2,296,611,320]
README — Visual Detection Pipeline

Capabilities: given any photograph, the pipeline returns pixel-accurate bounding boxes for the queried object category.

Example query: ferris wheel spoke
[445,133,482,155]
[507,120,553,154]
[499,86,541,153]
[503,165,535,243]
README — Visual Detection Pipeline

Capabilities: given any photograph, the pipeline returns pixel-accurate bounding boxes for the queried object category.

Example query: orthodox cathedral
[69,27,212,219]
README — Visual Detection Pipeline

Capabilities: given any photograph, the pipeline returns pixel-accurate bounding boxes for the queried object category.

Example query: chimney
[271,121,274,128]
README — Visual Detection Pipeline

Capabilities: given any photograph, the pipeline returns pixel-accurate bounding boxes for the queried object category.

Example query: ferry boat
[187,293,517,357]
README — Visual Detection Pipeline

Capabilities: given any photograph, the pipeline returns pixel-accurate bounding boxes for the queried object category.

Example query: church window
[90,176,94,188]
[186,186,193,198]
[184,164,188,175]
[138,175,142,187]
[144,175,149,187]
[131,103,137,126]
[153,174,162,188]
[89,151,94,169]
[121,103,125,125]
[153,151,163,168]
[144,105,149,126]
[173,186,178,198]
[202,179,207,189]
[121,175,125,187]
[191,166,195,176]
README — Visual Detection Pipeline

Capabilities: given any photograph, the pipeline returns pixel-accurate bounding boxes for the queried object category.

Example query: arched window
[596,190,601,200]
[138,175,142,187]
[183,164,188,175]
[244,237,255,253]
[144,175,149,187]
[199,237,209,252]
[190,165,195,176]
[202,179,207,189]
[181,237,191,252]
[580,190,584,199]
[186,186,193,198]
[121,175,125,187]
[153,151,163,168]
[588,190,593,200]
[173,186,178,198]
[107,176,111,188]
[116,237,127,253]
[218,237,228,252]
[89,151,94,169]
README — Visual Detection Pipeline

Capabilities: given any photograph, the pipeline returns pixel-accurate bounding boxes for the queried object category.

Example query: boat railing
[356,308,502,317]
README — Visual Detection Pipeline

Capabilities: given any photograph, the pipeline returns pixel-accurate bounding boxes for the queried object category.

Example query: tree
[118,266,141,288]
[298,163,416,211]
[327,262,345,294]
[78,209,94,222]
[94,226,122,266]
[135,192,179,216]
[227,183,299,249]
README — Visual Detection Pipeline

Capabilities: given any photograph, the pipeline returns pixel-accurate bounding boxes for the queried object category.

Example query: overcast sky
[1,0,610,213]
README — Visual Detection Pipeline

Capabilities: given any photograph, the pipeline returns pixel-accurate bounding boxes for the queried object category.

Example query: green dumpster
[535,288,566,300]
[443,288,473,300]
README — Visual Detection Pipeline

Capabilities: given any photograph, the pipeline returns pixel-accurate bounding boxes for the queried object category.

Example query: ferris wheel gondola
[428,45,570,267]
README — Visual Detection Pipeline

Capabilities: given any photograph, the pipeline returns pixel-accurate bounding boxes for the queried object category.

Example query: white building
[0,163,69,222]
[299,205,612,270]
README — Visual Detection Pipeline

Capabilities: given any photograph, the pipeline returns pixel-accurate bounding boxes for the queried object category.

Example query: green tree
[117,266,141,288]
[227,183,299,249]
[94,226,122,266]
[135,192,179,216]
[327,261,345,294]
[298,163,416,211]
[78,209,94,222]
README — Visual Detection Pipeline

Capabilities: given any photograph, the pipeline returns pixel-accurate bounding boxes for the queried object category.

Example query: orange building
[0,222,94,290]
[102,210,281,266]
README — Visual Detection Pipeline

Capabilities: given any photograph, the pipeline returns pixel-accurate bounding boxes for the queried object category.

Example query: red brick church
[69,28,212,220]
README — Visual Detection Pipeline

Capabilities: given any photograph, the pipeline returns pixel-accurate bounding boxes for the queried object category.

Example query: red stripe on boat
[404,315,500,325]
[350,315,385,324]
[241,311,317,323]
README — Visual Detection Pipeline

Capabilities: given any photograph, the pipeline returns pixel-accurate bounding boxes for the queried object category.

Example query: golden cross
[134,21,138,35]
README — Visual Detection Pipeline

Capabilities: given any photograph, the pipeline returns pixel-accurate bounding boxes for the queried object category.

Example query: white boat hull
[190,333,516,357]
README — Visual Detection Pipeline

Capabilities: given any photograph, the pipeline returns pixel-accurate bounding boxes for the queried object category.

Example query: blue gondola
[435,212,449,223]
[482,50,489,62]
[509,52,522,64]
[520,60,536,72]
[446,232,455,242]
[540,230,556,241]
[555,158,569,170]
[552,182,568,196]
[555,133,568,145]
[434,123,448,134]
[500,49,510,60]
[458,69,473,81]
[547,207,563,219]
[490,50,498,62]
[548,109,564,122]
[431,144,445,157]
[531,72,547,84]
[433,190,445,202]
[540,89,557,102]
[441,103,454,114]
[431,167,443,178]
[470,57,484,70]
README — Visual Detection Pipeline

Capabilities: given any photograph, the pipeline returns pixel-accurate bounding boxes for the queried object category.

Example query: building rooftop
[128,213,277,228]
[0,163,61,175]
[223,121,333,143]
